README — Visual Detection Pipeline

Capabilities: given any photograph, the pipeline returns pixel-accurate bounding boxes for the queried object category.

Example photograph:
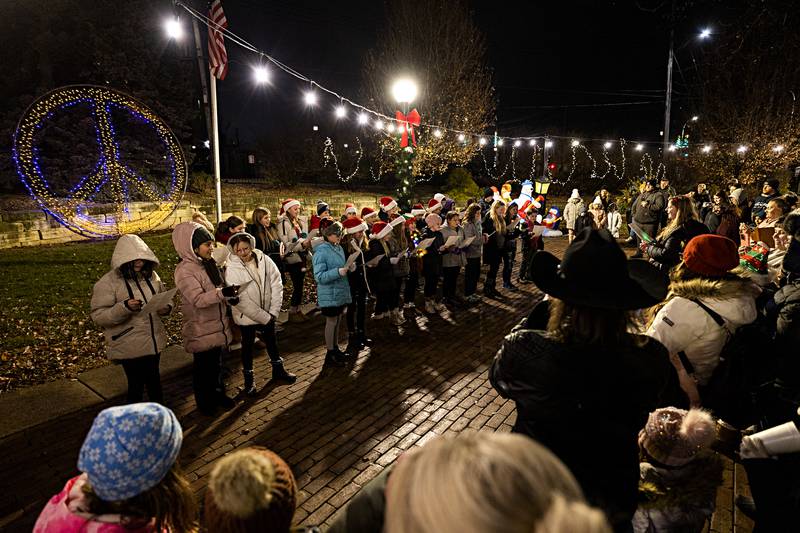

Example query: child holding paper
[388,216,411,325]
[91,234,172,404]
[365,221,398,321]
[421,214,447,314]
[440,211,466,308]
[342,217,371,355]
[462,203,484,302]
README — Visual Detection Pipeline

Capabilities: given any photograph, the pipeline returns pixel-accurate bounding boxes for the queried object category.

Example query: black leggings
[464,257,481,296]
[240,322,281,371]
[442,266,460,299]
[424,267,439,298]
[285,262,305,306]
[502,247,514,285]
[375,289,399,313]
[193,347,223,412]
[347,278,368,333]
[484,258,501,291]
[120,354,163,404]
[404,271,419,304]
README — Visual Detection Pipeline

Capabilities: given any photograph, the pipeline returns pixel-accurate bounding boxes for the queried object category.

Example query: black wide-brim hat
[531,228,669,310]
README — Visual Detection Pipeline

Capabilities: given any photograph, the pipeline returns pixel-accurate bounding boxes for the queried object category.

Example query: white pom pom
[680,408,716,448]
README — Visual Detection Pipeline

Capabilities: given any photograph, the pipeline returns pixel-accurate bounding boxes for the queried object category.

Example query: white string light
[253,65,269,84]
[304,91,317,106]
[335,105,346,118]
[773,145,785,153]
[433,129,442,138]
[323,137,363,182]
[357,113,368,125]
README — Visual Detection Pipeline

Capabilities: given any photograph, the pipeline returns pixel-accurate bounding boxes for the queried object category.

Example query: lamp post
[392,78,418,210]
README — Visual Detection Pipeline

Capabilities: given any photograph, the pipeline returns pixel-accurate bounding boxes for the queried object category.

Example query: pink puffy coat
[172,222,232,354]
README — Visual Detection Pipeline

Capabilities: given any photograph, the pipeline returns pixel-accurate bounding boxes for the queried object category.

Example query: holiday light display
[12,86,187,237]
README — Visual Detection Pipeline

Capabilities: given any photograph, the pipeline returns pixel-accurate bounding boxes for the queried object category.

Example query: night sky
[205,0,722,147]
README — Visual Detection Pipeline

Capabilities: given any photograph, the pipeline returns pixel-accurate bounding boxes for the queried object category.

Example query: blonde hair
[489,200,506,235]
[384,432,610,533]
[656,195,699,241]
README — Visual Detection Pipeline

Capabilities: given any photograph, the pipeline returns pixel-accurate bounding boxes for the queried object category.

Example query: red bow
[396,109,421,148]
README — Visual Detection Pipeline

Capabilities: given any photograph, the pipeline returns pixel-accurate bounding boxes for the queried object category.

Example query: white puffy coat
[225,233,284,326]
[646,276,760,385]
[607,211,622,238]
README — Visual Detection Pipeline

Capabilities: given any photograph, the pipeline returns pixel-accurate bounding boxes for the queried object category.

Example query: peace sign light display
[12,86,187,238]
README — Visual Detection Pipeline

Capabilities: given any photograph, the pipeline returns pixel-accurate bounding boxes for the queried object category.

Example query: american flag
[208,0,228,80]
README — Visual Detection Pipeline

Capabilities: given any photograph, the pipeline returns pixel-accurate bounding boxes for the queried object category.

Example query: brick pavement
[0,236,748,532]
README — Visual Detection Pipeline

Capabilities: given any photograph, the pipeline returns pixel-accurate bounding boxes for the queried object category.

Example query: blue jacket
[312,241,352,308]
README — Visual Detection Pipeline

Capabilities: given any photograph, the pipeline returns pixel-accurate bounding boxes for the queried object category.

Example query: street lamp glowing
[699,28,711,39]
[335,105,346,118]
[304,91,318,106]
[603,141,612,149]
[253,66,269,84]
[391,78,418,104]
[165,18,183,39]
[358,113,369,125]
[635,144,644,151]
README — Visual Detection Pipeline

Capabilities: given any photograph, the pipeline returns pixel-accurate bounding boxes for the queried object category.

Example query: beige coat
[90,235,170,361]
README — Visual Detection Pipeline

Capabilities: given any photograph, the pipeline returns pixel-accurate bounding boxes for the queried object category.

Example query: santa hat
[638,407,716,467]
[411,203,426,216]
[379,196,397,212]
[434,193,446,203]
[316,200,330,216]
[427,197,442,213]
[279,199,301,216]
[369,221,393,239]
[342,217,368,235]
[344,203,357,216]
[361,207,378,221]
[569,189,580,200]
[390,215,406,228]
[204,447,297,532]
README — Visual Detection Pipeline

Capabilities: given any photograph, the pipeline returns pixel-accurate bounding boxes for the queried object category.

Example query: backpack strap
[689,298,725,326]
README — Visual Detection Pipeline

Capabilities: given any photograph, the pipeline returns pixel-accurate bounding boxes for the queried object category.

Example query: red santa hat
[344,203,357,216]
[361,207,378,221]
[369,221,393,239]
[427,197,442,213]
[342,217,368,234]
[379,196,397,212]
[279,198,301,216]
[390,215,406,228]
[410,203,426,216]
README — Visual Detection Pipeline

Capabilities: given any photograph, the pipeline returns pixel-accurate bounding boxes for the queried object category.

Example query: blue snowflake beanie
[77,402,182,501]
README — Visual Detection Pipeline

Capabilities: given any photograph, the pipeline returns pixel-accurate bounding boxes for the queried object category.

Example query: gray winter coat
[462,220,483,259]
[440,226,467,268]
[90,235,170,361]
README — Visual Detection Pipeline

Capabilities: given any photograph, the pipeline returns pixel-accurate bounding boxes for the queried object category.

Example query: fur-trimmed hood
[667,275,760,304]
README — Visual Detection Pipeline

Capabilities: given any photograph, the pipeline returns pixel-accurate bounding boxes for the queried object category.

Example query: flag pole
[209,71,223,223]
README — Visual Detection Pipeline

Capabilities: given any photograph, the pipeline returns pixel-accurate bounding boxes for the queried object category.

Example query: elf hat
[638,407,716,467]
[380,196,397,212]
[361,207,378,221]
[342,217,368,234]
[344,203,357,216]
[411,203,426,216]
[279,199,301,216]
[370,221,393,239]
[427,198,442,212]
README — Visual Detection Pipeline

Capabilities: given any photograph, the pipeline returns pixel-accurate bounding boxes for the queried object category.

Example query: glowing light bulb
[358,113,369,125]
[737,145,748,153]
[387,123,396,133]
[164,18,183,39]
[603,142,612,149]
[375,120,384,130]
[545,140,553,148]
[702,145,712,153]
[699,28,711,39]
[335,106,346,118]
[304,91,317,106]
[479,137,487,146]
[497,139,504,146]
[668,145,677,152]
[253,66,269,84]
[458,133,465,142]
[433,129,442,138]
[571,139,580,147]
[528,139,536,146]
[635,144,644,151]
[773,145,785,153]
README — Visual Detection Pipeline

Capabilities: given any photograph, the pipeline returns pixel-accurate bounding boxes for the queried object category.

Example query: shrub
[445,167,480,204]
[188,171,214,194]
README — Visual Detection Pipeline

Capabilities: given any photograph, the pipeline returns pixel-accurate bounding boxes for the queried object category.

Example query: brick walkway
[0,237,749,532]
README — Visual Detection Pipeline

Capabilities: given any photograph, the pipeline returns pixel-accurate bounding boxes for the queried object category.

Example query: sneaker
[391,310,406,325]
[371,311,387,320]
[433,301,447,312]
[425,301,436,314]
[403,302,416,309]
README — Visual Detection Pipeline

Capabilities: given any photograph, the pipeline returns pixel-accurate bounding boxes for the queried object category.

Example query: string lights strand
[322,137,363,182]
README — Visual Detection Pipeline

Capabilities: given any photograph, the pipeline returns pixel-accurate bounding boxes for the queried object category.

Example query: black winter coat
[489,329,678,527]
[246,223,283,271]
[646,219,709,272]
[481,214,505,265]
[633,190,665,225]
[364,241,396,293]
[420,228,444,276]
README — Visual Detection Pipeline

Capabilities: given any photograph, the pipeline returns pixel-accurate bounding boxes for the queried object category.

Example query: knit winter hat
[739,243,770,275]
[411,203,426,216]
[569,189,580,200]
[321,220,343,238]
[370,221,392,239]
[279,199,301,216]
[342,217,368,234]
[316,200,330,216]
[683,234,739,277]
[205,447,297,533]
[425,213,441,229]
[361,207,378,221]
[483,187,494,199]
[78,403,182,501]
[592,196,603,207]
[344,203,357,216]
[639,407,716,467]
[765,177,780,192]
[192,226,215,250]
[380,196,397,212]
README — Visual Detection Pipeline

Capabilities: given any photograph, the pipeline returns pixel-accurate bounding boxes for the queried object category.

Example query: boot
[242,369,257,396]
[391,309,406,325]
[270,358,297,383]
[425,299,436,313]
[216,392,236,410]
[345,332,360,356]
[357,330,373,348]
[325,349,346,367]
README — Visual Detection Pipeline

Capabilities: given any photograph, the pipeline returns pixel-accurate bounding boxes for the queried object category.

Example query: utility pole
[192,18,212,144]
[662,29,674,157]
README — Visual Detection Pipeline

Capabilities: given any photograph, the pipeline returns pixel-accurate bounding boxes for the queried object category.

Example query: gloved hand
[338,267,348,276]
[390,257,399,265]
[227,297,240,306]
[221,285,239,297]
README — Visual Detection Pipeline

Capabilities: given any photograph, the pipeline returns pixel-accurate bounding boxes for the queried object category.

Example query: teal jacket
[312,241,352,308]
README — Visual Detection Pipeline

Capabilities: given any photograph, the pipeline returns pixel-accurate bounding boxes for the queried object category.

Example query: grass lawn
[0,231,318,393]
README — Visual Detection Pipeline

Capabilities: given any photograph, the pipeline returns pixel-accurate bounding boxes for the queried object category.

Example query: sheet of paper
[444,235,460,248]
[416,237,436,250]
[529,225,545,238]
[233,280,253,293]
[628,222,652,243]
[345,250,361,269]
[365,253,385,267]
[140,288,178,315]
[461,236,475,247]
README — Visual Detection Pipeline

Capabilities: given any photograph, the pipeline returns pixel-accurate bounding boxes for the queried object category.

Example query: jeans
[240,321,281,371]
[501,248,514,285]
[120,353,163,404]
[285,262,305,307]
[484,258,501,291]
